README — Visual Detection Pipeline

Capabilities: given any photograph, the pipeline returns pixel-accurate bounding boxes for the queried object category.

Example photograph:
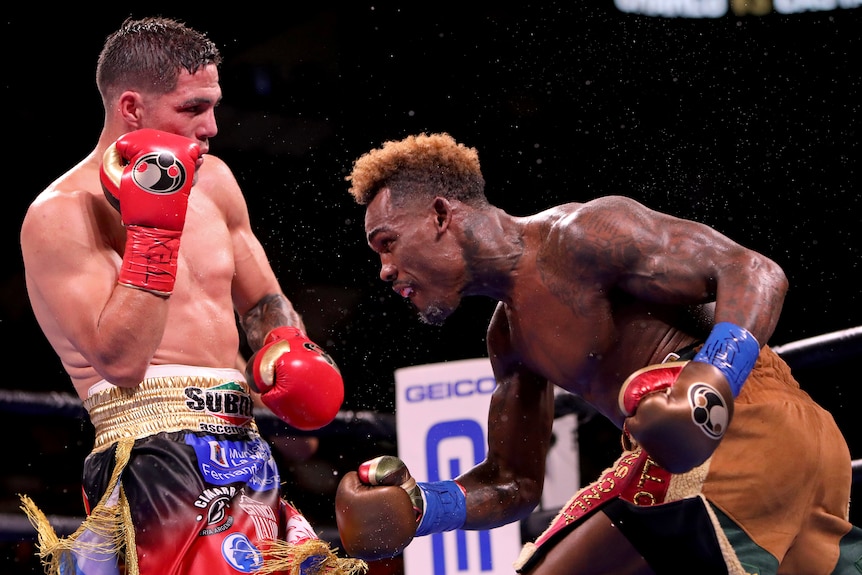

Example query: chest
[106,190,235,295]
[501,287,692,417]
[176,195,235,291]
[505,288,615,394]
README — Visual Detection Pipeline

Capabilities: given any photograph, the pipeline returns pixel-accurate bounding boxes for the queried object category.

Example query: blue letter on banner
[425,419,492,574]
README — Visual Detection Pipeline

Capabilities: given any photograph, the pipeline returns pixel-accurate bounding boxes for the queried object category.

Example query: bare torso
[490,204,713,427]
[23,151,249,399]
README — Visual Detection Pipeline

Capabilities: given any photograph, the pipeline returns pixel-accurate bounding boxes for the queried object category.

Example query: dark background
[2,3,860,572]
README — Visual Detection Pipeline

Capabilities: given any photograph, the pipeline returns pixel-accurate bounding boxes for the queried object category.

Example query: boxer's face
[365,188,465,325]
[140,64,221,159]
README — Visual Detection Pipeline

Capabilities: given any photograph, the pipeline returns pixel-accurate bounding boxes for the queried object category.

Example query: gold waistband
[84,375,258,451]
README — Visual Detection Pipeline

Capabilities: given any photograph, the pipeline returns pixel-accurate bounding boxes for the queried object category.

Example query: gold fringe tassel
[257,538,368,575]
[119,483,138,575]
[19,429,365,575]
[19,438,135,575]
[18,494,64,574]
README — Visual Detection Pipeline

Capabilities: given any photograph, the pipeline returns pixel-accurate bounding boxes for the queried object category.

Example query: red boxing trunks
[20,368,366,575]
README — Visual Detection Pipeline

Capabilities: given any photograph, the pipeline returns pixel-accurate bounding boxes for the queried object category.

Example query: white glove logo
[131,151,188,195]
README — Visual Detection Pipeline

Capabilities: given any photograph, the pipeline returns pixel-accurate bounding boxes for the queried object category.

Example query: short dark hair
[96,16,222,103]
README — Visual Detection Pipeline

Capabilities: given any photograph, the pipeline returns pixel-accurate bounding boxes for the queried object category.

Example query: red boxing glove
[100,129,201,296]
[618,361,687,417]
[100,129,200,230]
[246,327,344,430]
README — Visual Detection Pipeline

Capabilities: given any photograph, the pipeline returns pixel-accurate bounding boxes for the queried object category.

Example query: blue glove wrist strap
[415,480,467,536]
[693,321,760,397]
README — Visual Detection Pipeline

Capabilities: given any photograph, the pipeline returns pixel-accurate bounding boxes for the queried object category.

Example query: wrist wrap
[119,225,181,296]
[693,322,759,397]
[415,480,467,536]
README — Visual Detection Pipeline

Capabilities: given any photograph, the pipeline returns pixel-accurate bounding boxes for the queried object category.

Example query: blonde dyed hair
[346,132,486,206]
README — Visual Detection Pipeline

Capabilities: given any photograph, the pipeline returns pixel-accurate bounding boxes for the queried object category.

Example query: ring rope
[2,326,859,543]
[770,325,862,368]
[0,390,396,439]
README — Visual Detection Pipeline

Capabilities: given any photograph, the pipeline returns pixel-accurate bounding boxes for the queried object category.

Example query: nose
[200,110,218,140]
[379,260,397,283]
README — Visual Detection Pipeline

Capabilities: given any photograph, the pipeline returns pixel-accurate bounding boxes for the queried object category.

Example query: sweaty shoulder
[195,153,235,192]
[553,195,647,232]
[22,162,111,245]
[544,195,652,248]
[193,153,248,226]
[534,196,654,285]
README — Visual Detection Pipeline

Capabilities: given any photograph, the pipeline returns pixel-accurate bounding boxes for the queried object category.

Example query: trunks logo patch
[688,382,728,439]
[532,447,672,549]
[186,434,280,491]
[195,485,237,536]
[221,532,263,573]
[239,493,278,541]
[210,442,230,468]
[284,501,318,544]
[185,381,253,426]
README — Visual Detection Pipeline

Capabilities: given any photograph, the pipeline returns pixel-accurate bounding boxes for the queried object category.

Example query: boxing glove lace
[100,129,200,296]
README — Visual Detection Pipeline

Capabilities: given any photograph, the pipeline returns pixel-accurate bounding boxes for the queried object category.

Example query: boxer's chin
[418,303,449,326]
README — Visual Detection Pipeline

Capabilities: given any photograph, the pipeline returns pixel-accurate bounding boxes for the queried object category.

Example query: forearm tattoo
[240,293,304,350]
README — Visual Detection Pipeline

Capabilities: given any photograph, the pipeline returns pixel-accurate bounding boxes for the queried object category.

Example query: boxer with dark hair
[19,17,363,575]
[335,132,860,574]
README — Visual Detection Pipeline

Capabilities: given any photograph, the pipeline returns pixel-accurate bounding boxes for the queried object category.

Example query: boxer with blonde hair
[335,132,860,574]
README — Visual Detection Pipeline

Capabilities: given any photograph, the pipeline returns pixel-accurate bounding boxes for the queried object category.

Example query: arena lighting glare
[613,0,861,18]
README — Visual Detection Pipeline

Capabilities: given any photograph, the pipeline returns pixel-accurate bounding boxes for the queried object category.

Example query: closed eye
[368,228,397,253]
[183,104,212,116]
[379,238,395,253]
[180,97,220,116]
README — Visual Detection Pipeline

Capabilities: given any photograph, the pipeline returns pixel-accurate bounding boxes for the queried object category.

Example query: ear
[432,197,453,233]
[117,91,144,128]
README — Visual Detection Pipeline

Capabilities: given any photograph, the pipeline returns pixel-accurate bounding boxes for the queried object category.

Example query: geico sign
[403,377,497,402]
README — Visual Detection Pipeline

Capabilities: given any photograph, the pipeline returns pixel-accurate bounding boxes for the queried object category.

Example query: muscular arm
[239,293,304,351]
[575,195,787,344]
[574,196,788,471]
[457,307,556,529]
[21,187,170,387]
[222,161,344,430]
[208,156,305,352]
[333,307,552,557]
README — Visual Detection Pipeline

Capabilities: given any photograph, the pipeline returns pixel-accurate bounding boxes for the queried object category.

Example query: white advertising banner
[394,357,579,575]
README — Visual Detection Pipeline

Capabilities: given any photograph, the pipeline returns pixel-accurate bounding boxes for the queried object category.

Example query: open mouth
[395,284,415,299]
